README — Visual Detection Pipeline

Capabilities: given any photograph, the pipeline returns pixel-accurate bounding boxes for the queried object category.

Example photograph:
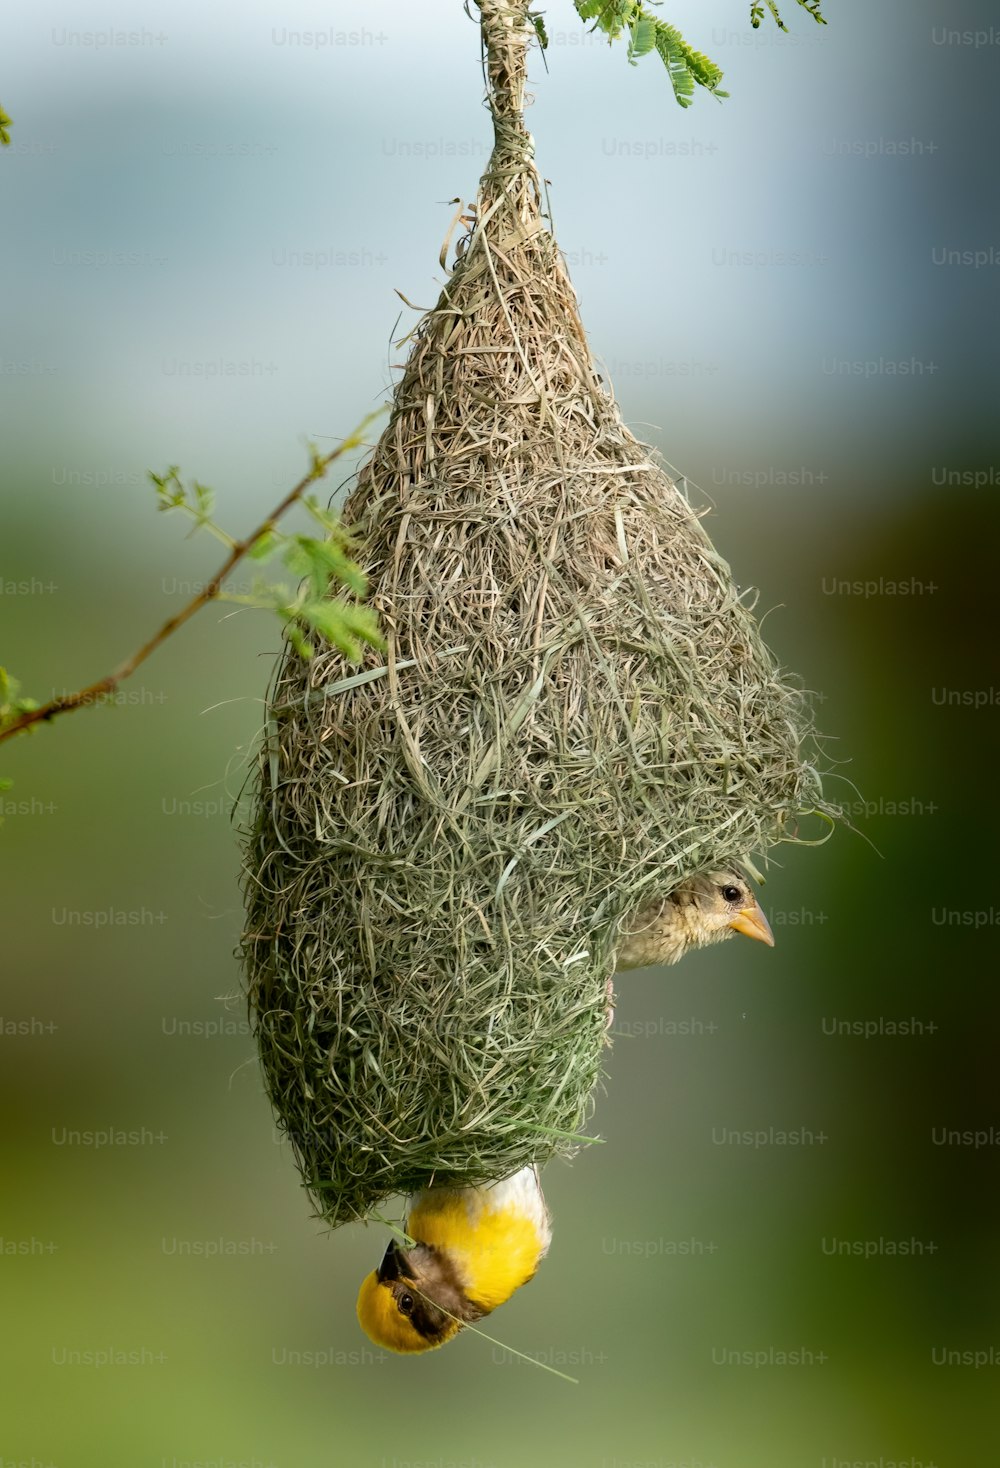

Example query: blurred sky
[2,2,999,1466]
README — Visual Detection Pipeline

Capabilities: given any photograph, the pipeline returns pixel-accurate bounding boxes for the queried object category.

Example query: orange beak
[728,897,775,947]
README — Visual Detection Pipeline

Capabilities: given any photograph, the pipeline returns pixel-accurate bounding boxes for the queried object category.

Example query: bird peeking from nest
[357,1165,551,1354]
[601,869,774,1049]
[615,867,774,970]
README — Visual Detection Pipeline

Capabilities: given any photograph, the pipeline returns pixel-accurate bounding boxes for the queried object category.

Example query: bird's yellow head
[356,1240,467,1354]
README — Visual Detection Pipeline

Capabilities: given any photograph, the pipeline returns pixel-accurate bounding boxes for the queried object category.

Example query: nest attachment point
[241,0,832,1228]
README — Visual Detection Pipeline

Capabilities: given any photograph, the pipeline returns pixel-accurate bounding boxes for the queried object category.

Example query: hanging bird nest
[241,0,832,1228]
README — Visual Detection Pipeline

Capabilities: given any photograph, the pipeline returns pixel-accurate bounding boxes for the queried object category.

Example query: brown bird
[616,868,774,970]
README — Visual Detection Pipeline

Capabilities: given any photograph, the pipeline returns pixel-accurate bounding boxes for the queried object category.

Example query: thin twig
[0,410,384,745]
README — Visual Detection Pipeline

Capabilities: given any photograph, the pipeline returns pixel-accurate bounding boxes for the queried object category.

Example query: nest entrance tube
[242,0,829,1227]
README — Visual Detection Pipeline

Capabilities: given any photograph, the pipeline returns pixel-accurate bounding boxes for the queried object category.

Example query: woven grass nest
[241,0,831,1228]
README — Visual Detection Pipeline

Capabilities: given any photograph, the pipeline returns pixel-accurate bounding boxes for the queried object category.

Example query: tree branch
[0,410,384,745]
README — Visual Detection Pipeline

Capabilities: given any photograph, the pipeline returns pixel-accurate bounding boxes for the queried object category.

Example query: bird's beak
[729,897,775,947]
[376,1240,405,1283]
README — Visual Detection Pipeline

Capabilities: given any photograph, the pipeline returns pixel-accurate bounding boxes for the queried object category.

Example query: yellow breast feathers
[407,1167,551,1312]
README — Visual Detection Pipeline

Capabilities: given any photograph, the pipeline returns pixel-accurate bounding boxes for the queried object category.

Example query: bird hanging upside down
[615,867,774,970]
[356,1165,551,1354]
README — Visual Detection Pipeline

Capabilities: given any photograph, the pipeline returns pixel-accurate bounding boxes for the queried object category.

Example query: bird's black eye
[721,885,742,904]
[398,1292,415,1315]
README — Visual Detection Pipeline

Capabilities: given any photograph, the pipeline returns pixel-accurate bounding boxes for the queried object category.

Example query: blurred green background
[3,1,998,1465]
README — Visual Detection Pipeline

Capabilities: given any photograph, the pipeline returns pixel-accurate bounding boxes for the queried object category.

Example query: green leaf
[627,15,657,62]
[0,105,12,147]
[311,538,368,596]
[149,467,186,511]
[284,538,325,597]
[279,615,314,660]
[0,668,39,735]
[575,0,633,39]
[248,529,281,561]
[193,481,215,517]
[298,599,384,662]
[284,534,367,599]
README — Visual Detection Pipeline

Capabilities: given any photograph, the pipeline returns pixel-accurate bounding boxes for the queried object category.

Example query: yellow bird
[616,867,774,970]
[357,1165,551,1354]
